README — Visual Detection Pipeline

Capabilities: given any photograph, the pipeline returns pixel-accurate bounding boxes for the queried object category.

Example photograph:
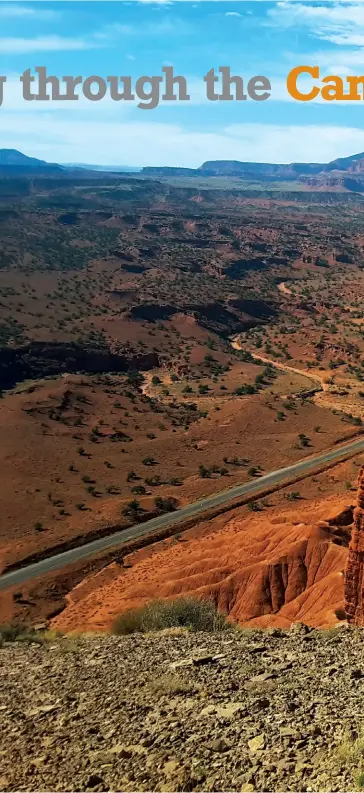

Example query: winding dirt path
[230,337,325,391]
[231,336,364,419]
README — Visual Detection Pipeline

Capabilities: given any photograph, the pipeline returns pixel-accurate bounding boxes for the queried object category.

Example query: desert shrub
[149,673,196,696]
[285,491,301,501]
[247,500,260,511]
[154,496,178,513]
[131,485,146,495]
[122,499,143,518]
[0,624,43,647]
[113,596,230,635]
[333,728,364,788]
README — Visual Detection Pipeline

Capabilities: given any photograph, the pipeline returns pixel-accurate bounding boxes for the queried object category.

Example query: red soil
[52,494,352,633]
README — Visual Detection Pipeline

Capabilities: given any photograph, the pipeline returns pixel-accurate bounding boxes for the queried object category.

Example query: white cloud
[226,12,242,17]
[101,18,191,37]
[0,5,34,16]
[1,113,363,168]
[0,4,59,19]
[0,35,101,54]
[224,123,364,164]
[268,2,364,46]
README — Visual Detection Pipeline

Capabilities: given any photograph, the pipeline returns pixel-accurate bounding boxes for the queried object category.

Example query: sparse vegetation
[0,624,44,647]
[112,596,231,635]
[2,164,364,586]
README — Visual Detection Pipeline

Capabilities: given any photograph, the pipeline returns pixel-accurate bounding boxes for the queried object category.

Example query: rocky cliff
[345,466,364,625]
[0,342,159,389]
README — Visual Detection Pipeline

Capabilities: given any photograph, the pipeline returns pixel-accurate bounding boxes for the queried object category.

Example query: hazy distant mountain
[0,150,141,177]
[0,149,48,167]
[3,148,364,184]
[0,149,63,173]
[65,163,142,173]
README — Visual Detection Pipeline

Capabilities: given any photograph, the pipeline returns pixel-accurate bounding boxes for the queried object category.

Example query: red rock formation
[345,466,364,625]
[53,497,351,634]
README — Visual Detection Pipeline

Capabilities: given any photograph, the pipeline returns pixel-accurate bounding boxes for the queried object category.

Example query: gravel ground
[1,625,364,792]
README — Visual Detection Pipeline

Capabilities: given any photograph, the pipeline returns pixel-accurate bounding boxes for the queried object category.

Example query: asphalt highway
[1,434,364,590]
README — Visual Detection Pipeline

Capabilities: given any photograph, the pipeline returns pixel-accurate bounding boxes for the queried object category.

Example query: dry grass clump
[149,673,197,697]
[333,729,364,790]
[112,596,231,635]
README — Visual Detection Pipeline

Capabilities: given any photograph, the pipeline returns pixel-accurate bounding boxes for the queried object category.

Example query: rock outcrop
[0,342,160,389]
[345,466,364,625]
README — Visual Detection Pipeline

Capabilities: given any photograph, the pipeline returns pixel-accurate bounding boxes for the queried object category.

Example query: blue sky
[1,1,364,166]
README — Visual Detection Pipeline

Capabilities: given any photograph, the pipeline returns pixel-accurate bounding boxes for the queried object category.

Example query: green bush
[112,596,231,635]
[355,771,364,791]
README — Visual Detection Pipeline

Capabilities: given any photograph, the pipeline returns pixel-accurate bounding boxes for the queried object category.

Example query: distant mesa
[141,151,364,184]
[3,147,364,191]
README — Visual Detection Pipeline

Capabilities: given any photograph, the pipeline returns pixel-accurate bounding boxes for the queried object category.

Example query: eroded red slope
[52,495,352,633]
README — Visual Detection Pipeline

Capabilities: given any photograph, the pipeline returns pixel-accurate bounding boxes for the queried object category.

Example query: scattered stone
[251,697,270,711]
[25,704,59,717]
[192,654,215,666]
[248,734,265,754]
[86,774,104,788]
[210,738,229,753]
[0,628,363,792]
[215,702,244,719]
[169,659,191,670]
[199,704,216,717]
[248,672,275,683]
[107,745,133,758]
[163,760,179,776]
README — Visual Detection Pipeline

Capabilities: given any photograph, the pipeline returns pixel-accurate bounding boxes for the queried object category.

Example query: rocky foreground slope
[1,626,364,792]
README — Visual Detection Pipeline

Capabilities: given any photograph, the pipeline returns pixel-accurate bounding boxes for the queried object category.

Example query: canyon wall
[345,466,364,625]
[0,342,159,389]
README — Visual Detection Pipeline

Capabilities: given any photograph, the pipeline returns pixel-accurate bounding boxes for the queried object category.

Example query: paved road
[1,435,364,591]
